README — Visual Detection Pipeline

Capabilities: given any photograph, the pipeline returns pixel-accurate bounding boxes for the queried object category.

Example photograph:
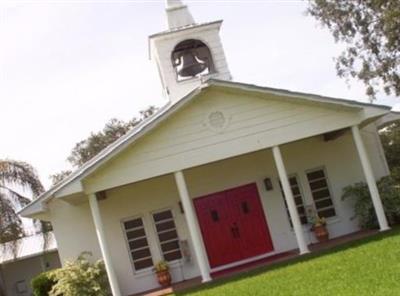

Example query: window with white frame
[152,209,182,262]
[123,217,153,271]
[279,176,308,225]
[306,168,336,218]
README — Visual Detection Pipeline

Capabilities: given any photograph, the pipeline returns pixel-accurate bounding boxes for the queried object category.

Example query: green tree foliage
[308,0,400,98]
[49,170,72,186]
[380,122,400,182]
[48,252,110,296]
[68,106,157,168]
[50,106,158,185]
[32,272,57,296]
[342,177,400,229]
[66,117,139,168]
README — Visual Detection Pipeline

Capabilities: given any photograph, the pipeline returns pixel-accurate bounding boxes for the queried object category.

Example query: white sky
[1,0,399,190]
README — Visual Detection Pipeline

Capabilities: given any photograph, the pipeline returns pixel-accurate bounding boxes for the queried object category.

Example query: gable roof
[377,110,400,127]
[19,79,392,217]
[212,79,391,110]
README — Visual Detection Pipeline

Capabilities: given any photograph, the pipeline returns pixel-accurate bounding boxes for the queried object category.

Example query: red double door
[194,183,274,268]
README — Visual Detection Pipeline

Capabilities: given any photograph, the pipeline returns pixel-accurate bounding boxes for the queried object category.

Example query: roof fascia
[208,79,391,111]
[19,87,204,218]
[80,87,204,189]
[376,111,400,128]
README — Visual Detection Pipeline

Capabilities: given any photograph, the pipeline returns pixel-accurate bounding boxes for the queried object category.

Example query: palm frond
[0,160,44,197]
[0,160,51,254]
[0,185,31,208]
[0,194,25,244]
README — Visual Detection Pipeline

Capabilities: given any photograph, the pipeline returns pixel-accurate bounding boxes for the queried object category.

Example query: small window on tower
[171,39,215,81]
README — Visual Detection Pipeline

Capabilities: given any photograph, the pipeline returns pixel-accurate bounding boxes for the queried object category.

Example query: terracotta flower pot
[313,225,329,242]
[156,270,172,287]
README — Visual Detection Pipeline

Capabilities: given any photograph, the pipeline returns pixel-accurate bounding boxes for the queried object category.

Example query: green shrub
[32,271,57,296]
[342,176,400,229]
[49,252,111,296]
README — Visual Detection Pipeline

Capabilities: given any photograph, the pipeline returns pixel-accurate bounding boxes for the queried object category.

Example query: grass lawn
[177,227,400,296]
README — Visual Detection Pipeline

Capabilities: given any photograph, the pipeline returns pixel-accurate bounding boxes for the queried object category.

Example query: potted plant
[310,216,329,242]
[154,261,172,287]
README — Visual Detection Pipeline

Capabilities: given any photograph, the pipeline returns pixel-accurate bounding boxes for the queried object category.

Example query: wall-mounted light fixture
[263,178,273,191]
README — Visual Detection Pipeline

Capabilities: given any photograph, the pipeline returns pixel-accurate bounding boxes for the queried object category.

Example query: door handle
[231,223,240,238]
[231,226,236,238]
[235,226,240,238]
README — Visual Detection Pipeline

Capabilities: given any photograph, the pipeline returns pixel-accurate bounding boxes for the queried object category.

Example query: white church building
[21,1,399,295]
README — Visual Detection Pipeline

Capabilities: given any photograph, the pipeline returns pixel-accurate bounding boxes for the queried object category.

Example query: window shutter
[123,217,153,271]
[306,169,336,218]
[153,210,182,262]
[279,176,308,225]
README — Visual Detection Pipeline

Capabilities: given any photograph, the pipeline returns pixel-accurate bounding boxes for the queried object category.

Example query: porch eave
[82,114,383,195]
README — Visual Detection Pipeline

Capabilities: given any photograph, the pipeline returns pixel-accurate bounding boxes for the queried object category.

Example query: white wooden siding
[84,88,364,193]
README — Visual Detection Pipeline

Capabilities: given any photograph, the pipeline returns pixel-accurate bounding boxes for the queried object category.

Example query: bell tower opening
[172,39,215,81]
[149,0,231,103]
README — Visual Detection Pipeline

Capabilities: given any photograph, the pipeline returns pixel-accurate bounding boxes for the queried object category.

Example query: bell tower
[149,0,231,103]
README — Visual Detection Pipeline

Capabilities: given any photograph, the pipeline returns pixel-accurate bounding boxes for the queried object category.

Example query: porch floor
[137,229,378,296]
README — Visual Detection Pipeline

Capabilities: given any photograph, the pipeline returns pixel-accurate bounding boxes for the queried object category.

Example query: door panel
[227,184,274,259]
[194,192,239,267]
[194,183,274,268]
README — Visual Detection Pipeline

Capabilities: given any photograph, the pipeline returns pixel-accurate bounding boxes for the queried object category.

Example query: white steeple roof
[165,0,183,9]
[165,0,195,29]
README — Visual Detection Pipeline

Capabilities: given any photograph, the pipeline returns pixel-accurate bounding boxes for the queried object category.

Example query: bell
[178,50,207,77]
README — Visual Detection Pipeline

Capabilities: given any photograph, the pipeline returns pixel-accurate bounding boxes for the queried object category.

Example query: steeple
[149,0,231,103]
[165,0,195,29]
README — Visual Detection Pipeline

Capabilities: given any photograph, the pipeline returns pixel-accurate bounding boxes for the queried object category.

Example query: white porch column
[88,194,122,296]
[272,146,310,254]
[351,125,390,231]
[174,171,212,283]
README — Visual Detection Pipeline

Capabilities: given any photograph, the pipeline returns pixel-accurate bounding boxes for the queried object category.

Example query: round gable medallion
[205,110,230,132]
